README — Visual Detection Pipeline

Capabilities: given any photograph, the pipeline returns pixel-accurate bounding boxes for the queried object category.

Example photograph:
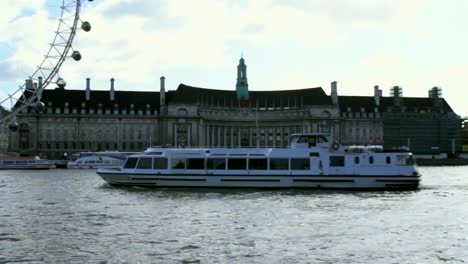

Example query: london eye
[0,0,93,131]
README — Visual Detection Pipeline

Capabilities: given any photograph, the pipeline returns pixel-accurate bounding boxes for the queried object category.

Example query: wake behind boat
[96,133,421,190]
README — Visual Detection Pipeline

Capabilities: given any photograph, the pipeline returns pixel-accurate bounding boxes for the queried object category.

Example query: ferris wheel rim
[0,0,84,127]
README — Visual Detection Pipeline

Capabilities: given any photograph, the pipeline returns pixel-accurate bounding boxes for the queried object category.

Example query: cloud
[1,0,467,116]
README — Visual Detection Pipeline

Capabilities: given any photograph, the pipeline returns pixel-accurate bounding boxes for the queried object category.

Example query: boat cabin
[290,133,333,149]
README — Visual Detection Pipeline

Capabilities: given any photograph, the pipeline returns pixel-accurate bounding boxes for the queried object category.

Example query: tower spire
[236,56,249,100]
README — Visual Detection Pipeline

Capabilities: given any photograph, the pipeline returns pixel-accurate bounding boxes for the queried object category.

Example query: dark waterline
[0,167,467,263]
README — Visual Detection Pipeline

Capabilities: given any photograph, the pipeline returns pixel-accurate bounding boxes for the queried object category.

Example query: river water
[0,167,467,263]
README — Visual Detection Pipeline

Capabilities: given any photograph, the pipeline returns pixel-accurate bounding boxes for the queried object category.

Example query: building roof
[338,95,455,113]
[171,84,332,107]
[33,88,160,114]
[15,83,456,115]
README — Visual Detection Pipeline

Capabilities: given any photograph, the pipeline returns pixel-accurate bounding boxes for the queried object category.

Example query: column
[273,128,276,147]
[230,127,234,147]
[223,126,227,148]
[187,123,191,147]
[249,127,253,147]
[238,128,241,147]
[211,125,215,147]
[217,126,221,147]
[280,126,284,147]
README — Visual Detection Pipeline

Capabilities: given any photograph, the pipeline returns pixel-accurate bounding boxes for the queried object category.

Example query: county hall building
[8,57,461,159]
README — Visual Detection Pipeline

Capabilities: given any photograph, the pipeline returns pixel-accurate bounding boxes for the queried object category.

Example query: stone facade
[8,58,459,158]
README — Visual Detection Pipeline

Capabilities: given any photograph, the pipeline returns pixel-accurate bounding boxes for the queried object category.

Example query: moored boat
[67,151,137,169]
[0,156,55,170]
[96,133,421,190]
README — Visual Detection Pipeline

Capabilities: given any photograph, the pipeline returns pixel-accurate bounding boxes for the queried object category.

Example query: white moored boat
[0,156,55,170]
[67,151,137,169]
[96,133,421,190]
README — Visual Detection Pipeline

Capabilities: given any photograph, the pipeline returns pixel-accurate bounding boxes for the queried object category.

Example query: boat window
[317,136,328,143]
[369,156,374,164]
[405,155,415,166]
[123,157,138,169]
[298,136,308,144]
[291,158,310,170]
[171,158,186,169]
[187,158,205,170]
[154,158,168,169]
[16,160,28,165]
[137,158,153,169]
[207,158,226,170]
[386,156,391,164]
[309,152,319,157]
[145,152,162,155]
[248,158,267,170]
[270,158,289,170]
[308,136,316,147]
[88,160,96,164]
[355,156,360,164]
[4,161,14,165]
[330,156,345,167]
[228,158,247,170]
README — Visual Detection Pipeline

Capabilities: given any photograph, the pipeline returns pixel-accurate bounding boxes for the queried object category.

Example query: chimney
[110,78,115,101]
[160,76,166,107]
[86,78,91,101]
[429,86,442,109]
[331,81,338,105]
[374,85,382,106]
[391,86,402,107]
[37,76,43,100]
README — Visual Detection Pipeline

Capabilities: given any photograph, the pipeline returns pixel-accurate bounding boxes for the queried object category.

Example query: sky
[1,0,467,116]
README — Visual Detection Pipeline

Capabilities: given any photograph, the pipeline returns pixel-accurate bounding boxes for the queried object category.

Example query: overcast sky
[1,0,467,116]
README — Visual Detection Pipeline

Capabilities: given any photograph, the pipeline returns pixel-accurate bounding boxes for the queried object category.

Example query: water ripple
[0,168,467,263]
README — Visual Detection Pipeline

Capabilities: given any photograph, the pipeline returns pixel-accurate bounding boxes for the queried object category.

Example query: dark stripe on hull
[294,179,355,183]
[220,179,280,182]
[98,172,420,179]
[133,177,206,181]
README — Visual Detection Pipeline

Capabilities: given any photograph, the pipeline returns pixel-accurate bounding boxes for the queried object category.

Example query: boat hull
[97,171,420,190]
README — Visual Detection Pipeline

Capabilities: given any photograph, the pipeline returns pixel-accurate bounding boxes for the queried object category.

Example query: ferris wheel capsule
[72,51,82,61]
[34,101,46,113]
[82,21,91,32]
[56,78,67,89]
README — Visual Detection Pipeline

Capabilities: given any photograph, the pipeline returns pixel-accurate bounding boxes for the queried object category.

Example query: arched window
[369,156,374,164]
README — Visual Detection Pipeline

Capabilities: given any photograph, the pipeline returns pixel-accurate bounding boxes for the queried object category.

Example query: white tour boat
[96,133,421,190]
[0,156,55,170]
[67,151,137,169]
